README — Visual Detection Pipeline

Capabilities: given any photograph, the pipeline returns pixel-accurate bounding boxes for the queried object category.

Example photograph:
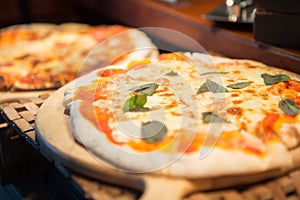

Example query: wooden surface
[0,91,53,104]
[78,0,300,70]
[0,0,78,28]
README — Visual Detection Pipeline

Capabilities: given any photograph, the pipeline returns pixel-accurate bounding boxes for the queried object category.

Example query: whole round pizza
[0,23,158,91]
[64,52,300,178]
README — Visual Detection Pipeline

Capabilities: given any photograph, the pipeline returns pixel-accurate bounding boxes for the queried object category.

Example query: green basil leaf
[122,94,147,112]
[129,83,158,96]
[141,121,168,143]
[197,82,209,93]
[200,71,229,76]
[197,79,228,94]
[279,97,300,116]
[125,107,150,112]
[202,112,227,123]
[261,73,291,85]
[226,81,250,89]
[165,71,178,76]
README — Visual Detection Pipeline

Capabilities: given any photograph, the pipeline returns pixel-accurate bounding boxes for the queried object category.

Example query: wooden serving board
[35,82,291,200]
[0,91,53,103]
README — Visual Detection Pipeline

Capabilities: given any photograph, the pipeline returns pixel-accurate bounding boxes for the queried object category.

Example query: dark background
[0,0,115,28]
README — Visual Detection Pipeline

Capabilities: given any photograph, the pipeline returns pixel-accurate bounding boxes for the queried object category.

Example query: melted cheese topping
[73,52,300,154]
[0,24,152,90]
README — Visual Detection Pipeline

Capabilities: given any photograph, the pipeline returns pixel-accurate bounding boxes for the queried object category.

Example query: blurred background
[0,0,115,28]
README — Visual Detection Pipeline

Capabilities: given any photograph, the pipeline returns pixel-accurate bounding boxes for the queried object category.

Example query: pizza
[64,52,300,178]
[0,23,158,91]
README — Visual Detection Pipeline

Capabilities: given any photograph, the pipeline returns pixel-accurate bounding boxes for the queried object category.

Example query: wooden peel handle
[140,176,196,200]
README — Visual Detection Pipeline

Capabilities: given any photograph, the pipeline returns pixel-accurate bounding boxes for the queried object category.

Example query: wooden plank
[185,193,211,200]
[0,103,9,109]
[13,118,34,132]
[0,123,8,129]
[243,185,273,200]
[205,191,226,200]
[289,170,300,197]
[205,190,244,200]
[18,99,31,104]
[2,106,20,121]
[287,195,300,200]
[267,182,286,200]
[72,175,139,200]
[25,130,36,141]
[8,102,26,111]
[38,93,50,100]
[23,102,39,115]
[9,134,20,140]
[19,110,35,122]
[277,176,295,195]
[222,191,244,200]
[28,97,44,106]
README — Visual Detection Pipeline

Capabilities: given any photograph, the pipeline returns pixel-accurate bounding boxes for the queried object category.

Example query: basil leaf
[279,97,300,116]
[125,107,150,112]
[200,71,229,76]
[202,112,227,123]
[165,71,178,76]
[197,79,228,94]
[141,121,167,143]
[197,82,209,93]
[129,83,158,96]
[226,81,250,89]
[261,73,291,85]
[122,94,147,112]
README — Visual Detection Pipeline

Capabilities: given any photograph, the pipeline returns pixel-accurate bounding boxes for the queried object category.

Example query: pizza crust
[166,142,293,178]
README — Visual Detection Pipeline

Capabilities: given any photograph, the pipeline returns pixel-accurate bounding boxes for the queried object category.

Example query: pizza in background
[0,23,158,91]
[65,52,300,178]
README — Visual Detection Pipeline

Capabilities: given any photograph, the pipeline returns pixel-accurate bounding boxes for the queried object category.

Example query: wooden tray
[0,91,53,104]
[34,80,297,200]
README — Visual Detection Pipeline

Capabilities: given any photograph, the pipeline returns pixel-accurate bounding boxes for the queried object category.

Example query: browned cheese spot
[227,107,243,116]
